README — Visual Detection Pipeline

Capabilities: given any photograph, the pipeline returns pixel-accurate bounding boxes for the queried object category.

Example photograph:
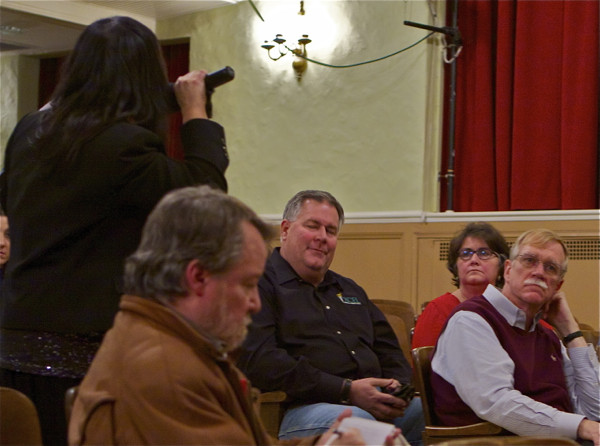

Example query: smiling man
[238,190,424,446]
[431,228,599,444]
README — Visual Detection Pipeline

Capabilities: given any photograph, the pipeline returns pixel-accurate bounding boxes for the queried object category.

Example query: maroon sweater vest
[431,295,572,427]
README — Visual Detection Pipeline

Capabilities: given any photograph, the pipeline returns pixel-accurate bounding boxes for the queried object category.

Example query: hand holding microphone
[168,66,235,120]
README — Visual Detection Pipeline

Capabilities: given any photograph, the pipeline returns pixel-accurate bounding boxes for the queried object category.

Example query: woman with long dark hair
[0,16,229,445]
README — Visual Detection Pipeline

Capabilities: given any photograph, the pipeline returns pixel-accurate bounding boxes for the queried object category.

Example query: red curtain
[162,42,189,160]
[37,42,189,160]
[440,0,599,211]
[38,57,67,108]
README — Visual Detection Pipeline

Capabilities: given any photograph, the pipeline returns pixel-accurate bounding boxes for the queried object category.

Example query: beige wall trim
[261,209,600,225]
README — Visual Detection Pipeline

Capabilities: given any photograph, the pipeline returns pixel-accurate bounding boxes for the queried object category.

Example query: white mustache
[524,278,548,290]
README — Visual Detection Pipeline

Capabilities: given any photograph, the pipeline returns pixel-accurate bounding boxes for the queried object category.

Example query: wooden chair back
[412,346,436,425]
[371,299,416,348]
[385,314,412,366]
[411,347,504,444]
[0,387,43,446]
[580,329,599,347]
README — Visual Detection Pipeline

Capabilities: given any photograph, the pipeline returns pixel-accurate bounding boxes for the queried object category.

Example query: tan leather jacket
[69,295,286,445]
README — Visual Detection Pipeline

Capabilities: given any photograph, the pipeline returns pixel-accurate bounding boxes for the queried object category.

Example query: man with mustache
[431,228,599,444]
[69,186,365,446]
[238,190,424,446]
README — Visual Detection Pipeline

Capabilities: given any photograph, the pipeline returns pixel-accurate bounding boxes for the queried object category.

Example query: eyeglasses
[515,254,563,277]
[458,248,498,261]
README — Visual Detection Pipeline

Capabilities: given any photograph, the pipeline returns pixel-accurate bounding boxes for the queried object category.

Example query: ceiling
[0,8,84,55]
[0,1,238,56]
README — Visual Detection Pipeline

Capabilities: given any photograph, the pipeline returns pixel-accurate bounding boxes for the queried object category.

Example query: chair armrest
[260,391,288,403]
[258,391,290,438]
[426,421,504,437]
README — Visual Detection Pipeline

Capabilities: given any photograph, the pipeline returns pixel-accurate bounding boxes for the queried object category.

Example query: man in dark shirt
[238,190,424,445]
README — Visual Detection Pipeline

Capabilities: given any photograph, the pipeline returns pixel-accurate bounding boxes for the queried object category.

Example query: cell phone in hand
[383,383,415,403]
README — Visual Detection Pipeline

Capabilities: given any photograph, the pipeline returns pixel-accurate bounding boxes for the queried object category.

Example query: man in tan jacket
[68,186,369,446]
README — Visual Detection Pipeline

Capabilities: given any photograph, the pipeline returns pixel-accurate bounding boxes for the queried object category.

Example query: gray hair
[510,228,569,276]
[124,186,274,299]
[282,190,345,226]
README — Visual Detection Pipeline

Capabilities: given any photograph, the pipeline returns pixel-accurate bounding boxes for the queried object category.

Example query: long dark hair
[37,16,170,161]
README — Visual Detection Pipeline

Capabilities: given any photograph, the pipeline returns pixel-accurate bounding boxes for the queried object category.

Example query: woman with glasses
[412,222,510,349]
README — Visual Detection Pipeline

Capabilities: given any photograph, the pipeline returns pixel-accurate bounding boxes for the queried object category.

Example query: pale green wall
[157,0,443,214]
[0,0,443,214]
[0,54,39,165]
[0,56,20,160]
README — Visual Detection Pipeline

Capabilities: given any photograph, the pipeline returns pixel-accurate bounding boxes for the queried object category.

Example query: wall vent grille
[439,242,450,261]
[439,238,599,261]
[564,239,600,260]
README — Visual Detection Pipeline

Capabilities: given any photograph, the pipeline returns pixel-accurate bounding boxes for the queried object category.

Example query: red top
[412,292,556,349]
[412,292,459,349]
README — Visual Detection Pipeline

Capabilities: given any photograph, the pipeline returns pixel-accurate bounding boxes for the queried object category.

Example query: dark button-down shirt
[238,248,412,405]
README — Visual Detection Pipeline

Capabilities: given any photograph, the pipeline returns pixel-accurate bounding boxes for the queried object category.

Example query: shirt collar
[270,248,337,288]
[482,284,543,332]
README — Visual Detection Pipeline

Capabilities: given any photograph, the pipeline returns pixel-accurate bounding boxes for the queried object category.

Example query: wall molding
[261,210,600,225]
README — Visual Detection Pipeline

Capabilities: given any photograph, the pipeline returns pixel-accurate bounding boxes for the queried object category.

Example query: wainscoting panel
[326,218,599,330]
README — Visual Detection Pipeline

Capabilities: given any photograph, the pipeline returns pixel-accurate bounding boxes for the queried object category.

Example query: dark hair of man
[282,190,345,227]
[124,186,274,300]
[36,16,170,162]
[447,221,510,288]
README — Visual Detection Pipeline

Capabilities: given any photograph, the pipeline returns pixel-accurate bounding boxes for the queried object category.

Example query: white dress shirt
[432,284,600,439]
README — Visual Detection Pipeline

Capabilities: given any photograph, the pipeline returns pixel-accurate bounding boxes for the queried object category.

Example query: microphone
[167,66,235,117]
[403,21,462,45]
[205,66,235,91]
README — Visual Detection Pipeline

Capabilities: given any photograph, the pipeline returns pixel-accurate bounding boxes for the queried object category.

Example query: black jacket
[0,111,228,333]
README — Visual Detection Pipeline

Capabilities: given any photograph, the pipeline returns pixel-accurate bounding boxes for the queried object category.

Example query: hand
[174,70,208,122]
[349,378,408,421]
[383,381,401,394]
[316,409,366,446]
[542,292,580,338]
[384,428,401,446]
[577,419,599,446]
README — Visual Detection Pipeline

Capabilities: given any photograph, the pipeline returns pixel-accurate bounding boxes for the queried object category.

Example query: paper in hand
[336,417,410,446]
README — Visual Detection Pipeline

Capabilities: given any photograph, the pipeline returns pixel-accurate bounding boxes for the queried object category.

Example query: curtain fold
[442,0,599,211]
[162,43,190,161]
[38,57,67,108]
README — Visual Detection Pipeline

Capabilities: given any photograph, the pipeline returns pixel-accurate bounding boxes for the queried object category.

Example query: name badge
[337,293,361,305]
